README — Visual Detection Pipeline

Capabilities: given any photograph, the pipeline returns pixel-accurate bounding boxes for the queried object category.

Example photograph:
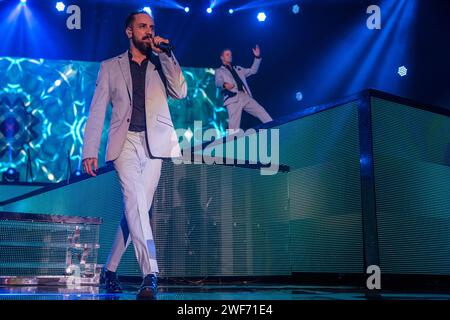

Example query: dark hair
[125,11,152,29]
[220,48,232,57]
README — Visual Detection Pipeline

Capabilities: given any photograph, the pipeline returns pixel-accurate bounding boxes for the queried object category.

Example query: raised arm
[159,51,187,100]
[243,45,262,77]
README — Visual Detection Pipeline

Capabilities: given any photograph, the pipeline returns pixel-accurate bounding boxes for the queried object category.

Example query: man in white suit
[81,11,187,299]
[215,46,272,130]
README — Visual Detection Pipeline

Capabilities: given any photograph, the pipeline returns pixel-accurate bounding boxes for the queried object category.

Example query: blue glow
[292,4,300,14]
[257,12,266,22]
[206,7,212,14]
[295,92,303,101]
[20,0,27,4]
[8,168,15,175]
[348,0,409,91]
[359,154,370,167]
[184,7,190,13]
[142,6,152,15]
[229,9,234,14]
[234,0,294,12]
[55,2,65,12]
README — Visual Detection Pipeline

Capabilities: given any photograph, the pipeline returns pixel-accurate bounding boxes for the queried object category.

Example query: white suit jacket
[81,50,187,163]
[214,57,261,106]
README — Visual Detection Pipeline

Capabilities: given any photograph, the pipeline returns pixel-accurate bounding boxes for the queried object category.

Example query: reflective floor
[1,283,450,300]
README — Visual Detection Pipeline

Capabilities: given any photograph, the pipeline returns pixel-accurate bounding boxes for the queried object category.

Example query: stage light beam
[206,7,212,14]
[184,7,190,13]
[229,9,234,14]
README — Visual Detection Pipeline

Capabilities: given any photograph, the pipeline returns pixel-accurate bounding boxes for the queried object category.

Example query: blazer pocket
[157,114,174,127]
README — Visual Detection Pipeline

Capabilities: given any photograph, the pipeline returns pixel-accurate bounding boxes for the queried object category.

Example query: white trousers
[106,130,162,276]
[226,91,273,130]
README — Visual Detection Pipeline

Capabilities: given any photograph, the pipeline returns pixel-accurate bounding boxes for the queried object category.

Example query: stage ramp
[1,89,450,279]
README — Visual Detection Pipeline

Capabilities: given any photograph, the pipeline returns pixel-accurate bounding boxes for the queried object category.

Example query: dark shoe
[101,268,123,294]
[137,274,158,300]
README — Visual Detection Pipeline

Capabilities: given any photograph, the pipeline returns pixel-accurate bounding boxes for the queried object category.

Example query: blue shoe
[101,268,123,294]
[137,274,158,300]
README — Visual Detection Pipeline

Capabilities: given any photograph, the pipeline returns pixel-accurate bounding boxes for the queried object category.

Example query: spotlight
[142,6,152,15]
[56,2,65,12]
[292,4,300,14]
[206,7,212,14]
[257,12,266,22]
[398,66,408,77]
[3,168,19,183]
[71,169,82,178]
[20,0,27,4]
[184,7,190,13]
[295,91,303,101]
[229,9,234,14]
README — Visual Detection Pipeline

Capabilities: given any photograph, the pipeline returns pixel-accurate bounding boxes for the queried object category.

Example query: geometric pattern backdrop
[0,56,227,182]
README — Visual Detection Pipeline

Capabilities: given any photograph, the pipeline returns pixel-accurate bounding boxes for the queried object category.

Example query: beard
[132,34,152,55]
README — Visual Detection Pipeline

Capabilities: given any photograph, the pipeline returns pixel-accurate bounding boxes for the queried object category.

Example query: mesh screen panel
[0,101,365,276]
[372,97,450,275]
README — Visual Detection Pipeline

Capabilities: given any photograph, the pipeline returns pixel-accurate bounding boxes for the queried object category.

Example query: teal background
[0,56,227,183]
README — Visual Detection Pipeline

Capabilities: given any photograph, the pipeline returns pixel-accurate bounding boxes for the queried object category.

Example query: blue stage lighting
[257,12,266,22]
[295,91,303,101]
[206,7,212,14]
[184,7,190,13]
[20,0,27,4]
[398,66,408,77]
[229,9,234,14]
[3,168,19,183]
[292,5,300,14]
[142,6,152,15]
[56,2,65,12]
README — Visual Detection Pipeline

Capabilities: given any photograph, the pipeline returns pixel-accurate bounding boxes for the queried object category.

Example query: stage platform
[1,89,450,298]
[1,282,450,300]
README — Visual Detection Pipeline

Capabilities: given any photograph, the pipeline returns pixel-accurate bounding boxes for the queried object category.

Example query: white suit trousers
[106,130,162,276]
[226,91,272,130]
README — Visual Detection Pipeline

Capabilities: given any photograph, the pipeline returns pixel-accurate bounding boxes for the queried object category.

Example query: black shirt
[224,64,246,92]
[128,51,148,132]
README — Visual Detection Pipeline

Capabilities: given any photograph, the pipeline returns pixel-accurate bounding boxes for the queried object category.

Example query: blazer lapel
[223,65,250,94]
[145,54,157,92]
[118,51,132,102]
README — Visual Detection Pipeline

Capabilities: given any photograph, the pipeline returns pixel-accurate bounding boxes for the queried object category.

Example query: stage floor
[1,283,450,300]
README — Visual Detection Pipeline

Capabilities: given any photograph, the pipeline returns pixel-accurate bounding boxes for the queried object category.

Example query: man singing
[215,46,272,130]
[81,11,187,299]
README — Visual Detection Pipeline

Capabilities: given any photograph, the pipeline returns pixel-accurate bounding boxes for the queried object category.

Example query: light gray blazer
[214,57,261,106]
[81,50,187,163]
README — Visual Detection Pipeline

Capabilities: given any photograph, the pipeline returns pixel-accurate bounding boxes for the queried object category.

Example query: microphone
[156,41,173,54]
[146,35,173,54]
